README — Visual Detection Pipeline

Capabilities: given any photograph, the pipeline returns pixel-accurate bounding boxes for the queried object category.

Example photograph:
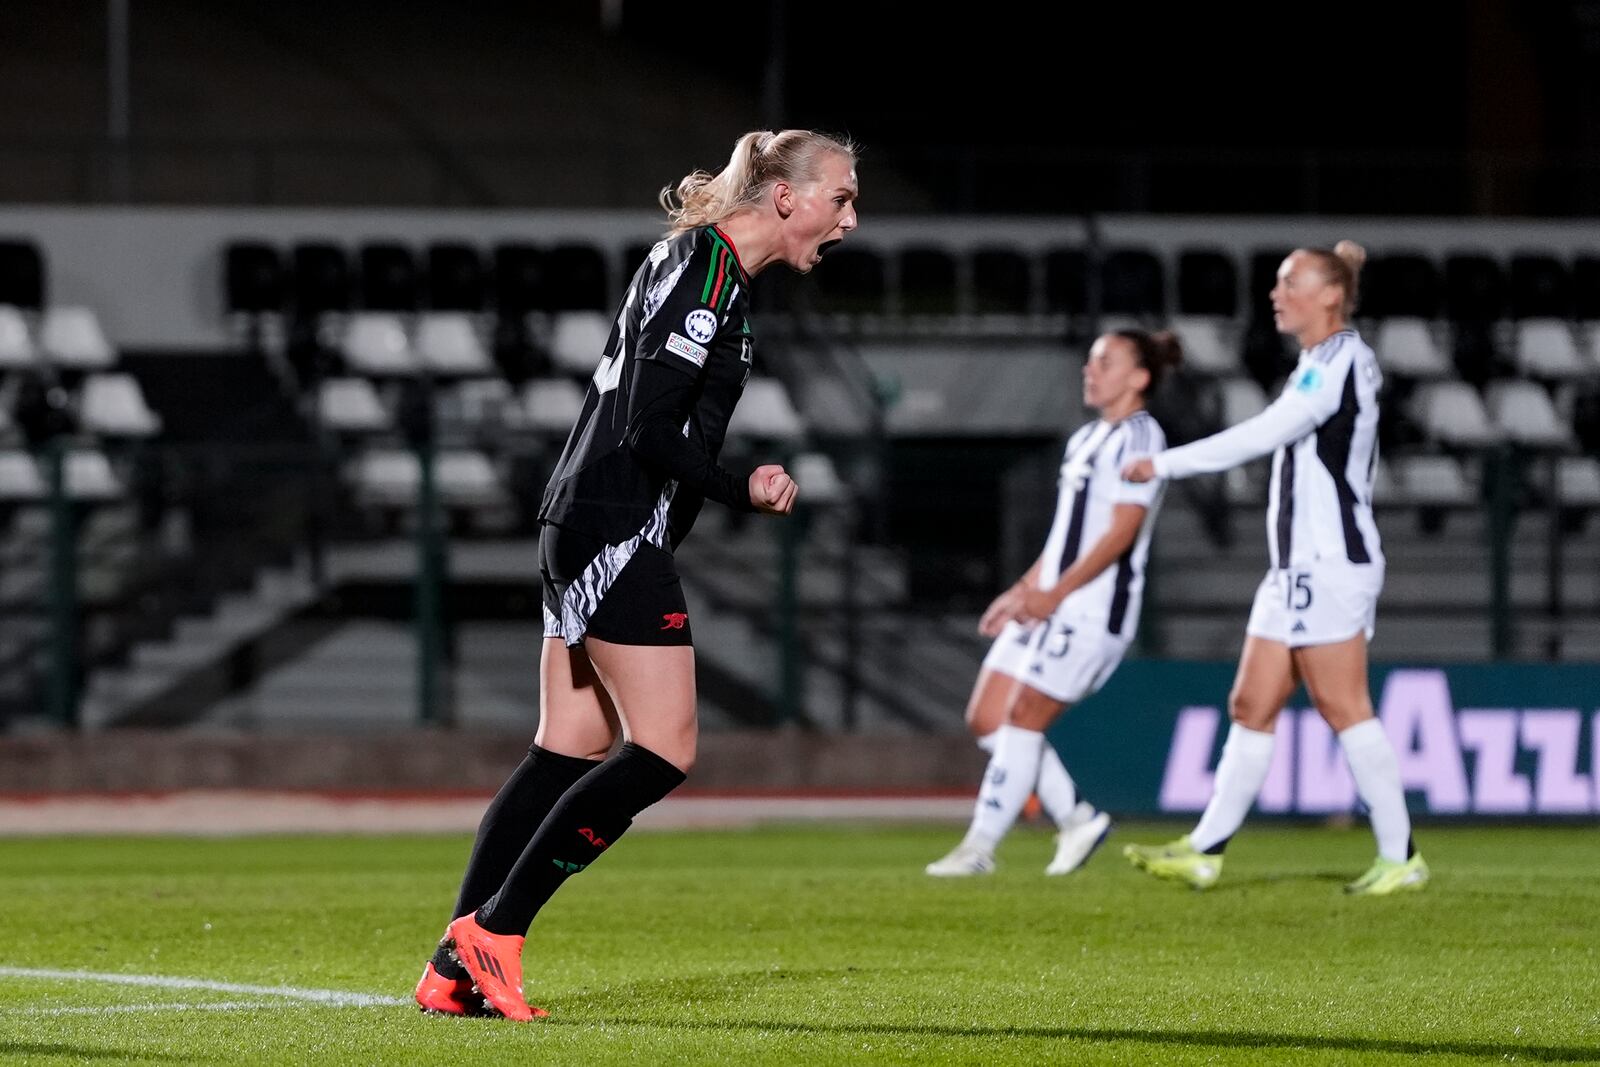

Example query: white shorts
[982,616,1129,705]
[1245,562,1384,647]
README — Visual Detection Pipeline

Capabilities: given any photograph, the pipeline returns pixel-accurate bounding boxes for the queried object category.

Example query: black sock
[430,743,600,979]
[476,741,686,937]
[1202,837,1229,856]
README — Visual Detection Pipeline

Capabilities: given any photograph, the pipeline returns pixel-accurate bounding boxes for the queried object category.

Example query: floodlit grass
[1,824,1597,1064]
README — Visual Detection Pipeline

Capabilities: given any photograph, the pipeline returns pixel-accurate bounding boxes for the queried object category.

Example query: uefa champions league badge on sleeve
[1295,365,1323,393]
[685,308,718,344]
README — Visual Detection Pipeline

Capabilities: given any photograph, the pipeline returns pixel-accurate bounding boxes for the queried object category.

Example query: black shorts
[540,522,692,647]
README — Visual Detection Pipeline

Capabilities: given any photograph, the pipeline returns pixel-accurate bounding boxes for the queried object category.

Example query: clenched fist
[749,464,798,515]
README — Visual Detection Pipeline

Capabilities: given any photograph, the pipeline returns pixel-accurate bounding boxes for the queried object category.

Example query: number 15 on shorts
[1284,571,1314,612]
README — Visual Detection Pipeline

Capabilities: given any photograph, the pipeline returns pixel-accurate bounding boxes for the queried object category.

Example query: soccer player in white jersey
[926,329,1182,877]
[1121,241,1429,896]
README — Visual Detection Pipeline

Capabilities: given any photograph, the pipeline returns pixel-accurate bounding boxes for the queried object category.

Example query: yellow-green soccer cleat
[1122,835,1223,890]
[1345,852,1430,896]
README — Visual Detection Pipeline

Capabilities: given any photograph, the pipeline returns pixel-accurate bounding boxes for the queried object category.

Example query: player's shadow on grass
[568,1017,1600,1062]
[0,1041,197,1063]
[1208,870,1353,892]
[555,971,1598,1062]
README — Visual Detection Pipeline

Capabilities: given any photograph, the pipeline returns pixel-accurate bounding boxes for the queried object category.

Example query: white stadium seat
[340,313,416,376]
[318,377,391,434]
[0,305,36,370]
[1169,316,1238,376]
[79,373,162,437]
[1514,319,1589,379]
[40,306,116,371]
[1376,318,1451,379]
[550,311,611,377]
[790,451,848,505]
[1392,455,1475,508]
[728,378,804,441]
[414,313,492,376]
[1219,377,1267,427]
[1555,457,1600,507]
[1485,380,1572,449]
[522,378,586,434]
[1408,382,1500,448]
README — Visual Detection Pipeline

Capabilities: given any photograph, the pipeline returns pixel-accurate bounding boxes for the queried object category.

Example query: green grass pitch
[1,823,1596,1065]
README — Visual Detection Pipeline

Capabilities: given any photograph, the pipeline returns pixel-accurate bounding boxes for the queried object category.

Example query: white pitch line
[0,967,407,1008]
[2,1000,281,1017]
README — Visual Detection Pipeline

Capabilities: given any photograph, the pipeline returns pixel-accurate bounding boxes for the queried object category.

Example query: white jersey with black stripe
[1035,410,1168,638]
[1266,330,1385,570]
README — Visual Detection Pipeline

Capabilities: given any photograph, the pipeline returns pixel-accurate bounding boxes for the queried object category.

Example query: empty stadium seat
[40,306,116,371]
[426,242,486,311]
[1509,253,1572,320]
[359,242,420,312]
[1043,248,1088,315]
[1555,457,1600,507]
[224,241,286,314]
[1409,382,1500,447]
[1101,249,1165,316]
[971,248,1031,314]
[493,243,547,314]
[349,445,512,510]
[1391,454,1475,507]
[1444,254,1506,322]
[78,373,162,437]
[899,247,957,314]
[413,313,492,377]
[435,450,508,508]
[291,243,352,315]
[545,243,608,311]
[339,313,416,376]
[64,449,124,500]
[1168,316,1238,375]
[1374,318,1451,379]
[0,240,44,309]
[1485,380,1572,449]
[813,246,886,315]
[1176,250,1238,317]
[728,378,804,440]
[522,378,586,434]
[1219,376,1268,426]
[317,378,391,434]
[1363,253,1441,319]
[0,304,36,370]
[549,311,610,377]
[791,451,847,505]
[0,449,44,500]
[1514,319,1589,379]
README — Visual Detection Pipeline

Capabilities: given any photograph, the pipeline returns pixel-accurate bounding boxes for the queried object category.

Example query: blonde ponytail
[660,129,857,235]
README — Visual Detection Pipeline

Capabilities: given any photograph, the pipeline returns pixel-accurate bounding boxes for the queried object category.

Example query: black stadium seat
[899,246,957,314]
[971,248,1031,314]
[359,242,419,311]
[1574,255,1600,320]
[1177,249,1237,317]
[0,239,45,309]
[291,243,352,316]
[1043,248,1087,315]
[1362,253,1440,319]
[1101,248,1164,316]
[493,243,547,315]
[1508,253,1572,320]
[1443,253,1506,322]
[545,243,608,311]
[426,242,486,311]
[812,247,884,314]
[224,241,286,314]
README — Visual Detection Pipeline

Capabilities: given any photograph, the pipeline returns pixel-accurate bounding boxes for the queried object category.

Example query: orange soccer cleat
[414,960,486,1016]
[444,914,548,1022]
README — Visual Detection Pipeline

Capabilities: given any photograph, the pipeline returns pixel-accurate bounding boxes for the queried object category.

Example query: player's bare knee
[1228,691,1279,732]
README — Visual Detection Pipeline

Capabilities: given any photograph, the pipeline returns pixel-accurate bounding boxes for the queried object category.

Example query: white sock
[1189,724,1275,853]
[1035,743,1078,827]
[975,730,997,754]
[1339,718,1412,863]
[963,724,1046,852]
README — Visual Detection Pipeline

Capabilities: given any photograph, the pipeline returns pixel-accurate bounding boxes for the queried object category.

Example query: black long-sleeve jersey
[538,224,757,548]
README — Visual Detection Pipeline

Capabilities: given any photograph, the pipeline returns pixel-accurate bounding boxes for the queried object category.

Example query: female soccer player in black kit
[414,129,859,1021]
